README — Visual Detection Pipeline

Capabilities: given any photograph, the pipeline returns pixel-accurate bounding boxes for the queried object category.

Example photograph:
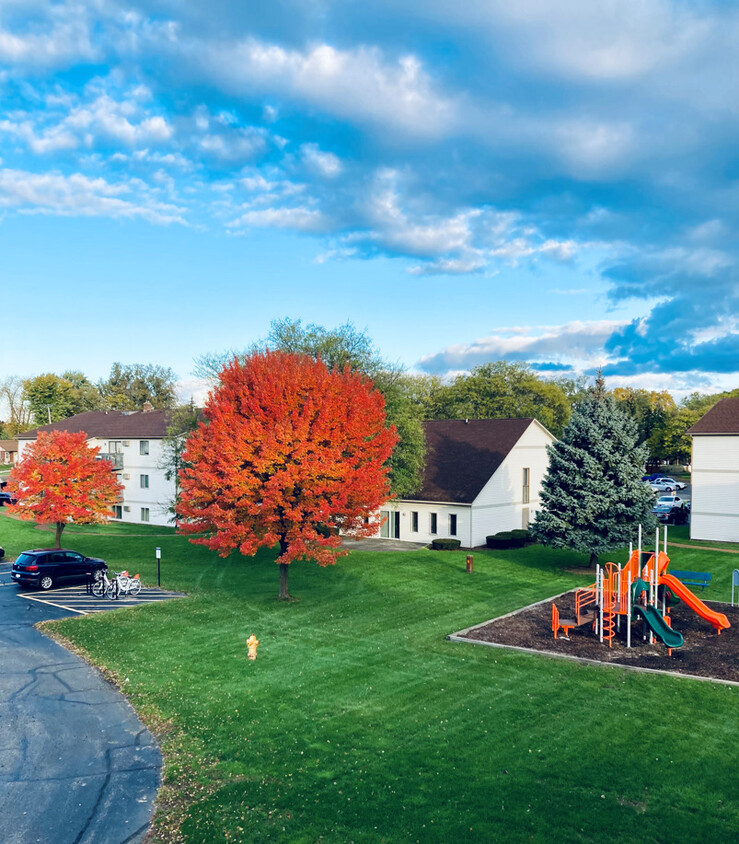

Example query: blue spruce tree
[531,374,656,567]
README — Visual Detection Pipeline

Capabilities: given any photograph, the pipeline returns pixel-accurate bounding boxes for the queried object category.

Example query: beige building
[688,397,739,543]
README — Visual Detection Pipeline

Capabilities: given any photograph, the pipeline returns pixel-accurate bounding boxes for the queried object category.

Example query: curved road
[0,563,160,844]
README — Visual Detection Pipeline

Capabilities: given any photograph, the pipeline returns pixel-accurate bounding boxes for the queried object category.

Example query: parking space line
[19,592,89,615]
[16,583,187,615]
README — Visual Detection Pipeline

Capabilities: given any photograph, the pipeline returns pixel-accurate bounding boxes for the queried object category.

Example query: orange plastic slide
[660,573,730,632]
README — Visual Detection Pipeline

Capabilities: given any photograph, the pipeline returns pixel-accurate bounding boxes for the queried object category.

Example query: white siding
[371,420,554,548]
[690,435,739,542]
[374,500,471,545]
[17,434,175,528]
[469,420,553,547]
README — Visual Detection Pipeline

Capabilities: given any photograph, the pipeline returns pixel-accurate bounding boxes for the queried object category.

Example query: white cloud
[0,2,97,68]
[301,143,342,177]
[0,168,186,224]
[230,205,325,232]
[199,38,457,138]
[417,319,626,374]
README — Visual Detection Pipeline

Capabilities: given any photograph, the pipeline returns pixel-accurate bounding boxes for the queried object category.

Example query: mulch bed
[462,591,739,683]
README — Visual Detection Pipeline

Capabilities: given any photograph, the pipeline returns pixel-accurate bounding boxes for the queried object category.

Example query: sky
[2,0,738,403]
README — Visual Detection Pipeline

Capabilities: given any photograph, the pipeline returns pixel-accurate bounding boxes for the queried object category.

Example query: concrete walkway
[0,562,160,844]
[340,537,429,552]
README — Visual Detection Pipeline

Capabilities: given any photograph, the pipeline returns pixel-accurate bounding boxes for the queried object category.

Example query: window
[411,511,419,532]
[430,512,438,535]
[139,440,150,456]
[522,468,530,504]
[140,474,149,489]
[109,440,122,453]
[449,514,457,536]
[141,507,150,522]
[113,505,122,519]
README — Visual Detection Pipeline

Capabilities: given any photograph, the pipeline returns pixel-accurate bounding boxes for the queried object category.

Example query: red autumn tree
[176,351,398,600]
[8,430,124,548]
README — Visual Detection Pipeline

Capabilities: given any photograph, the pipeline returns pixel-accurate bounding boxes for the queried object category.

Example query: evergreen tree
[531,374,656,567]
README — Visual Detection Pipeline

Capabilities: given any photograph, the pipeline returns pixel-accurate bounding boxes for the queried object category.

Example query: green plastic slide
[632,603,684,649]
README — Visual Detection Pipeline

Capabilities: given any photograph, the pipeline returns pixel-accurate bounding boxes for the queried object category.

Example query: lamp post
[156,546,161,587]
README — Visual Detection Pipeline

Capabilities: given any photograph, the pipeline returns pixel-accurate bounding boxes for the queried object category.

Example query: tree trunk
[278,563,291,601]
[278,537,292,601]
[589,551,599,568]
[55,522,65,549]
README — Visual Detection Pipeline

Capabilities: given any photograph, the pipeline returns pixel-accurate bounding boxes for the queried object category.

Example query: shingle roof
[17,410,173,440]
[0,439,18,451]
[687,397,739,435]
[403,418,542,504]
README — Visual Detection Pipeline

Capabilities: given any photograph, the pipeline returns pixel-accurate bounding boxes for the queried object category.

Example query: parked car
[0,491,16,506]
[0,545,4,560]
[11,549,107,590]
[653,502,689,525]
[654,494,686,509]
[651,477,686,492]
[642,473,667,482]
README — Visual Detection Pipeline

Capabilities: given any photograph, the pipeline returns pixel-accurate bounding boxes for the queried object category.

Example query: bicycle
[106,570,142,600]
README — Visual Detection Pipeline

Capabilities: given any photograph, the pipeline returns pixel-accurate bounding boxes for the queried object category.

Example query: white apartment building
[17,409,176,527]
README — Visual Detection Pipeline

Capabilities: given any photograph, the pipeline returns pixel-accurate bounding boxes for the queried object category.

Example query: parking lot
[0,560,186,614]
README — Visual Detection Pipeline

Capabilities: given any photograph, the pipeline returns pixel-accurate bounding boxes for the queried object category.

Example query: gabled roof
[0,439,18,451]
[403,418,545,504]
[687,397,739,435]
[17,410,173,440]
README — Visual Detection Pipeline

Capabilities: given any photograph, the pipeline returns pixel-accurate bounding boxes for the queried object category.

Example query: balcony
[98,452,124,471]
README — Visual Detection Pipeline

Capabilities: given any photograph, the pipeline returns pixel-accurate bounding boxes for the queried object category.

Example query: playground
[462,531,738,683]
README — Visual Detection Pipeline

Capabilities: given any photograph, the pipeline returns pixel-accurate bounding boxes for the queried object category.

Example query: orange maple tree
[8,430,124,548]
[176,351,398,599]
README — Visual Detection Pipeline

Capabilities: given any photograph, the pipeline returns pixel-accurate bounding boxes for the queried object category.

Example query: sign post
[156,546,161,588]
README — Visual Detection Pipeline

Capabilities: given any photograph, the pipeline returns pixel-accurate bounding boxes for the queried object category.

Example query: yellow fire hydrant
[246,634,259,660]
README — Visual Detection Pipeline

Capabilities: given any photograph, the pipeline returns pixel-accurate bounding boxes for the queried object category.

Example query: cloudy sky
[2,0,737,398]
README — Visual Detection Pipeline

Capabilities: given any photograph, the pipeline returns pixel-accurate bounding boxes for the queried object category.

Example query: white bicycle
[93,569,141,599]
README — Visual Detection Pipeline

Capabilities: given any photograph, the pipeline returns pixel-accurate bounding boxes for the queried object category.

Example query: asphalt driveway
[0,562,160,844]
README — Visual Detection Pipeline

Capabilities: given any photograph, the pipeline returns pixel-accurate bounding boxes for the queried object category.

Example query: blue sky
[2,0,737,401]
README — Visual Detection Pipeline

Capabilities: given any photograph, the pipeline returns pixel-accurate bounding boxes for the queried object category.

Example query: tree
[194,319,425,498]
[427,361,572,437]
[98,363,177,410]
[611,387,676,447]
[7,430,124,548]
[0,376,33,435]
[23,371,105,426]
[176,351,398,600]
[158,401,202,521]
[531,375,656,567]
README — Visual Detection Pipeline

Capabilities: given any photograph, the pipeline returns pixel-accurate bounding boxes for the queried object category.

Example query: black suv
[12,549,107,590]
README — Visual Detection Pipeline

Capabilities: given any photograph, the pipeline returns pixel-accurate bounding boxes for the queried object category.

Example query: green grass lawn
[3,512,738,843]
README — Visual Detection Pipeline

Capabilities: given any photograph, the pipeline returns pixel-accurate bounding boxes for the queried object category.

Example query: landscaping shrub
[486,530,530,549]
[431,538,461,551]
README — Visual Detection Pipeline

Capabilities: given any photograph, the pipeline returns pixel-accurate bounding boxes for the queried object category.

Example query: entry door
[380,510,390,538]
[391,511,400,539]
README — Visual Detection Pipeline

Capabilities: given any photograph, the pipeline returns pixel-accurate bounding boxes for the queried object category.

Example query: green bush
[486,530,530,549]
[431,538,461,551]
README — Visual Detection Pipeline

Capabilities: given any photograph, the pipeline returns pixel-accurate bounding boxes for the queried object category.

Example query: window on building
[109,440,122,453]
[140,440,150,455]
[141,507,150,522]
[112,505,122,519]
[430,512,438,535]
[449,514,457,536]
[522,468,530,504]
[140,474,149,489]
[411,511,419,532]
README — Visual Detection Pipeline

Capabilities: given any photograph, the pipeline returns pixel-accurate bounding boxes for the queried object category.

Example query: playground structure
[552,526,731,653]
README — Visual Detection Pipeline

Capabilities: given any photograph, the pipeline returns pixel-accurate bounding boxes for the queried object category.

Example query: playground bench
[670,569,712,591]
